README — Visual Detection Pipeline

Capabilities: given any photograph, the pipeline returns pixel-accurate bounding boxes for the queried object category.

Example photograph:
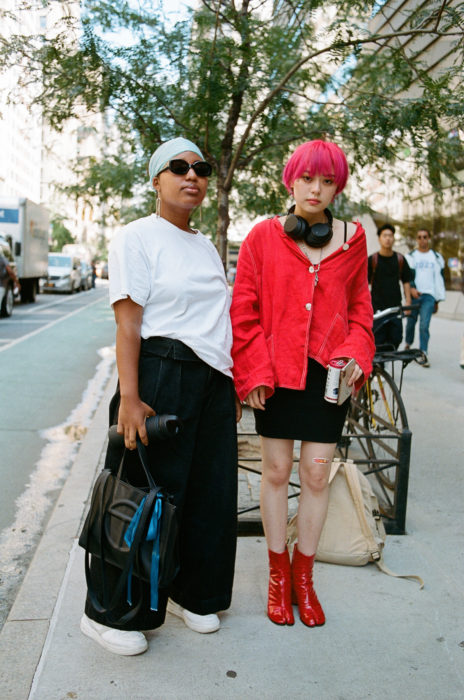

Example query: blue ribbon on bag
[124,494,163,611]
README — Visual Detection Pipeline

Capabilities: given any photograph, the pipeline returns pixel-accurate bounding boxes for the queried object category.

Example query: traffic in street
[0,283,107,348]
[0,283,116,628]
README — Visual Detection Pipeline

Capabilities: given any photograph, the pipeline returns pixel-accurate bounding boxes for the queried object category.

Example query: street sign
[0,208,20,224]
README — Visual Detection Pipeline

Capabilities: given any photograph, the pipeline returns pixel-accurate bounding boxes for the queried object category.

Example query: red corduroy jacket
[230,217,375,401]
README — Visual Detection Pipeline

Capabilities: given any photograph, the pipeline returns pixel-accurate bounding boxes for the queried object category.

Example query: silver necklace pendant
[298,241,323,287]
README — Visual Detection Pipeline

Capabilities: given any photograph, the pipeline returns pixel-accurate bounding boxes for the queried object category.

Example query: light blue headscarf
[148,137,204,190]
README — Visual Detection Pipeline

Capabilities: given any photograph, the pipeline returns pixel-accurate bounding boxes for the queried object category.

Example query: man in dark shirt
[368,224,412,349]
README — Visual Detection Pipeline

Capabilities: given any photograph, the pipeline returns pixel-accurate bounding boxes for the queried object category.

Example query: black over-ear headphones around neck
[284,206,333,248]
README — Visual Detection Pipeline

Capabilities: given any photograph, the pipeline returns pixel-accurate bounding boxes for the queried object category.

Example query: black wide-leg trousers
[84,337,238,630]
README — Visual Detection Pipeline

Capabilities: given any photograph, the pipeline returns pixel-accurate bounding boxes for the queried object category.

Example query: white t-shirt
[406,249,445,301]
[109,215,233,377]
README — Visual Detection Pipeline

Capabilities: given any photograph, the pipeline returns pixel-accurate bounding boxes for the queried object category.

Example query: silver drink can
[324,358,348,403]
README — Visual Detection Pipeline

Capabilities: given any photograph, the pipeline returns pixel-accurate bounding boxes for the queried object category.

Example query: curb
[0,366,117,700]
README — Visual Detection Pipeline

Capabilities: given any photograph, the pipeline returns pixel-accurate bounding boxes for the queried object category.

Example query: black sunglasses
[159,159,212,177]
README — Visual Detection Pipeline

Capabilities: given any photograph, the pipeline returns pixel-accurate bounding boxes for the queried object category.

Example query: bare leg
[260,436,295,625]
[296,442,336,556]
[291,441,335,627]
[260,437,294,552]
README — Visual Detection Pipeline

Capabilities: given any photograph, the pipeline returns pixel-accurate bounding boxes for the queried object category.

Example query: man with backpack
[368,223,412,350]
[405,228,446,367]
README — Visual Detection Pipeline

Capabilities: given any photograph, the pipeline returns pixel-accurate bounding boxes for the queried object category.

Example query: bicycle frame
[366,372,394,427]
[372,305,426,390]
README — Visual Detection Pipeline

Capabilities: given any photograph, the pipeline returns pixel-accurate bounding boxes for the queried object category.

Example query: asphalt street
[0,283,116,630]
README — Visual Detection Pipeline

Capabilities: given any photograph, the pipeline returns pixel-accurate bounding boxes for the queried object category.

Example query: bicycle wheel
[362,366,408,490]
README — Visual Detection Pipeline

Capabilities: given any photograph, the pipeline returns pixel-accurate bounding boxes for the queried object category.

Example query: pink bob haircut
[282,140,349,196]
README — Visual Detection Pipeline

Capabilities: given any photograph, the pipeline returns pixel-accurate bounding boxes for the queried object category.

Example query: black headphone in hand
[284,206,333,248]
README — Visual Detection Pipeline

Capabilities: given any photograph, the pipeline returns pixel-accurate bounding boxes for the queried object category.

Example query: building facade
[0,0,110,255]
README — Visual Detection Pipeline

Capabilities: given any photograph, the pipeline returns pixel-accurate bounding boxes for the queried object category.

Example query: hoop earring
[156,195,161,217]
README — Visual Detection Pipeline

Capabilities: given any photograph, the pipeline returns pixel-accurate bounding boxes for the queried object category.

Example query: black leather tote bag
[79,434,179,621]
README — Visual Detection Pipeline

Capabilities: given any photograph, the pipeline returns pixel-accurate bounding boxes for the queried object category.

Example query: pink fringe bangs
[282,140,349,195]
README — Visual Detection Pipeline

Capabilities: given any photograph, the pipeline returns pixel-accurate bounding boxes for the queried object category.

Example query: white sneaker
[167,599,220,633]
[80,613,148,656]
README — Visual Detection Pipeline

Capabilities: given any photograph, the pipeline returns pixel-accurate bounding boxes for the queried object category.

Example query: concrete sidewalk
[436,290,464,321]
[1,316,464,699]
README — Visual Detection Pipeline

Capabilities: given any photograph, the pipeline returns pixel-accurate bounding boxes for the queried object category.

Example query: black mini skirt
[254,357,350,443]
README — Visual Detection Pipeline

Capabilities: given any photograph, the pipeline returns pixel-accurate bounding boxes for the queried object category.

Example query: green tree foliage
[50,216,75,252]
[1,0,463,260]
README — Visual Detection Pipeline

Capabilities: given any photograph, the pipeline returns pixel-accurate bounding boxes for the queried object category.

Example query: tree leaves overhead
[1,0,463,256]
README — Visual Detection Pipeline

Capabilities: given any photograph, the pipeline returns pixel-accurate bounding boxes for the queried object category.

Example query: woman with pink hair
[231,140,375,628]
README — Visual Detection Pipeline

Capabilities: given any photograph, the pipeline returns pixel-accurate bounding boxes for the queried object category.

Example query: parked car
[0,236,19,317]
[0,253,15,317]
[43,253,82,293]
[80,261,93,291]
[96,261,108,279]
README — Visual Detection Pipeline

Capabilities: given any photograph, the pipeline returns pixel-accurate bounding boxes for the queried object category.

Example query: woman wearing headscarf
[231,140,374,628]
[81,137,239,655]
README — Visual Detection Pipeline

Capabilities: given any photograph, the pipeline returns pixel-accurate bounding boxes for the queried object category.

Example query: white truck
[0,197,49,303]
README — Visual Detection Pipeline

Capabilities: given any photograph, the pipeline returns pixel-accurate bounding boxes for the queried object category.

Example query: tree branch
[219,0,252,178]
[434,0,449,33]
[120,71,192,135]
[279,87,344,107]
[237,135,311,167]
[224,24,463,189]
[282,0,315,53]
[203,1,222,161]
[199,0,230,25]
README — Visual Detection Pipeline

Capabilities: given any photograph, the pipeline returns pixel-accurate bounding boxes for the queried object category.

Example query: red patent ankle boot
[267,549,295,626]
[292,543,325,627]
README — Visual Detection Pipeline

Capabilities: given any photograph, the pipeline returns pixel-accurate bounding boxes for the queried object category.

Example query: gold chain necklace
[297,242,324,286]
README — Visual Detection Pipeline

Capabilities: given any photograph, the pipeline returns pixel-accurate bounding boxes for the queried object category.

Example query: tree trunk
[216,180,230,267]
